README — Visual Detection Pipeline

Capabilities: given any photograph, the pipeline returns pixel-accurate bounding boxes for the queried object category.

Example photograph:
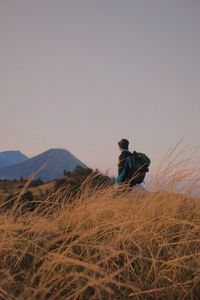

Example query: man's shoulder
[119,151,132,159]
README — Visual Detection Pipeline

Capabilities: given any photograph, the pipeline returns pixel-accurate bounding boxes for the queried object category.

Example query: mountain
[0,148,87,182]
[0,151,28,168]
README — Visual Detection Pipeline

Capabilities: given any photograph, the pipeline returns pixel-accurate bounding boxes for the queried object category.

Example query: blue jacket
[115,150,132,184]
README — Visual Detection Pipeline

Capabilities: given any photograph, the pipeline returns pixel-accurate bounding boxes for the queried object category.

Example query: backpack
[125,151,151,185]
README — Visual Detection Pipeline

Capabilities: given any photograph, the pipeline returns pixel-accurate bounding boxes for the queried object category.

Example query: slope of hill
[0,185,199,299]
[0,151,28,168]
[0,148,87,182]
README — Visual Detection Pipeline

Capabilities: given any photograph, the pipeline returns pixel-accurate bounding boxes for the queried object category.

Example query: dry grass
[0,150,200,299]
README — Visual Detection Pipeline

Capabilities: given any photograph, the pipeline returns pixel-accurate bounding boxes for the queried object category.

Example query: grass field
[0,150,200,299]
[0,188,200,299]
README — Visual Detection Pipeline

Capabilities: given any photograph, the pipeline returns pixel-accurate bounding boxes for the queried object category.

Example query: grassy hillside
[0,178,200,299]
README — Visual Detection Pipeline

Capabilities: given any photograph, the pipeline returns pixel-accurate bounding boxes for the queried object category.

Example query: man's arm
[118,153,127,175]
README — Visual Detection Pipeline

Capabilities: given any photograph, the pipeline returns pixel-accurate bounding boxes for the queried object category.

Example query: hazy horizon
[1,1,200,175]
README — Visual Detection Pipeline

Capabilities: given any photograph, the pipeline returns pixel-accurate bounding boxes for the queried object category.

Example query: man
[115,138,151,188]
[115,138,134,185]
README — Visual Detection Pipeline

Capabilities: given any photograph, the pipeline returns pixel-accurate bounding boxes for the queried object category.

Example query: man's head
[118,139,129,150]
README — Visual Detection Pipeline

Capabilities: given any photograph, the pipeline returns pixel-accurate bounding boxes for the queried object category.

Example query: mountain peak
[45,148,70,153]
[0,151,28,168]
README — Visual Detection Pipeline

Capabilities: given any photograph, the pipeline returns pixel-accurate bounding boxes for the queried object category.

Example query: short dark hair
[118,139,129,150]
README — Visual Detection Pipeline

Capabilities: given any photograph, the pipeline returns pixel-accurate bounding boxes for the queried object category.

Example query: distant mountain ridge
[0,151,28,168]
[0,148,87,182]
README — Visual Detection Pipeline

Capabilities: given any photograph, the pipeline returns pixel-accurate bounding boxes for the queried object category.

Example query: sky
[0,0,200,175]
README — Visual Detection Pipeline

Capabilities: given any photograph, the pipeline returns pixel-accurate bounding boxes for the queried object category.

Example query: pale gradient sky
[0,0,200,175]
